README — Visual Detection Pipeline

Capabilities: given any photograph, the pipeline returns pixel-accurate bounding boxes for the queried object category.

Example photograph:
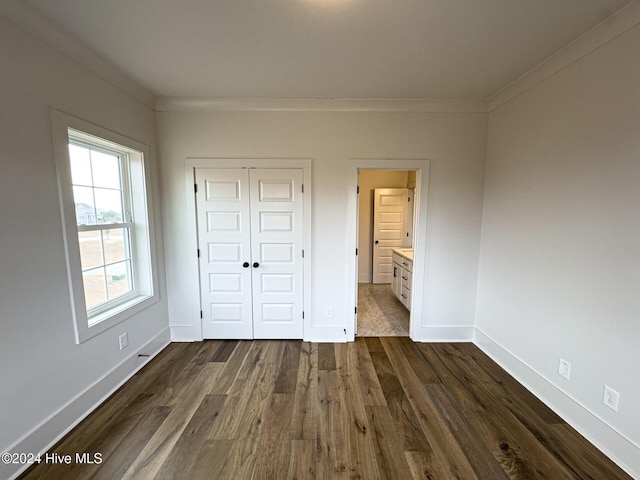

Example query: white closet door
[372,188,408,284]
[196,169,253,339]
[196,167,304,339]
[250,169,304,339]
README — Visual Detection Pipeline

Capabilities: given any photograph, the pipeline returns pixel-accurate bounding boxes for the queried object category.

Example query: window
[69,136,137,318]
[52,111,158,343]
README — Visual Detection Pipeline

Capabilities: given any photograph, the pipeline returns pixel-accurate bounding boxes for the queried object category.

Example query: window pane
[78,230,103,270]
[103,228,129,264]
[106,261,132,300]
[91,150,121,189]
[83,267,107,309]
[69,144,92,186]
[95,188,123,224]
[73,186,96,226]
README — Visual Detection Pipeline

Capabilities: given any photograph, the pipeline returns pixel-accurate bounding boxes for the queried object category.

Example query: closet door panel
[250,169,304,339]
[196,169,253,339]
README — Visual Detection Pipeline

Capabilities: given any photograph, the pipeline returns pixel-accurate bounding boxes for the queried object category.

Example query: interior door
[196,169,253,339]
[250,169,304,338]
[372,188,408,284]
[196,167,304,339]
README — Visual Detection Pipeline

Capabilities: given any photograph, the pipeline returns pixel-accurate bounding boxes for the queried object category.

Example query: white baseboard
[412,325,474,342]
[305,325,349,343]
[170,324,202,342]
[473,327,639,479]
[171,323,349,343]
[3,327,171,480]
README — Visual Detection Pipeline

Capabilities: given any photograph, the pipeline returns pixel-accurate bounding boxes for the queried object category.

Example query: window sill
[76,293,158,343]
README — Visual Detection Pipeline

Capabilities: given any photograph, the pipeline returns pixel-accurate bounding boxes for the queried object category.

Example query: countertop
[391,248,413,262]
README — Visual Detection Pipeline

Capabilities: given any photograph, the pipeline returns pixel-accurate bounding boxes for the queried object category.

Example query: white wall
[475,20,640,477]
[0,16,169,479]
[358,170,411,283]
[156,110,487,342]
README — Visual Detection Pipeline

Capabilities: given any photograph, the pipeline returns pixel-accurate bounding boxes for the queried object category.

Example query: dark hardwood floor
[19,338,631,479]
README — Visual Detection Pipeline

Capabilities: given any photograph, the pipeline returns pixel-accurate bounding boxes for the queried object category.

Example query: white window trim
[51,110,159,343]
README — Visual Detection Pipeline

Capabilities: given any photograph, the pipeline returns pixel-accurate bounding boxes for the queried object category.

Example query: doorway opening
[346,159,430,342]
[356,170,417,337]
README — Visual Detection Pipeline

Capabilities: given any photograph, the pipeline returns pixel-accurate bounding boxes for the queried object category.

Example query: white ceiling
[21,0,632,99]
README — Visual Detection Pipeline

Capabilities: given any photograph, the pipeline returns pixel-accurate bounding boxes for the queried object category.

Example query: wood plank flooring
[19,339,631,479]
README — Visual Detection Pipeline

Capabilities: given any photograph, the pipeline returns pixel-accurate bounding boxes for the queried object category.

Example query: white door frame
[185,158,312,341]
[345,159,430,342]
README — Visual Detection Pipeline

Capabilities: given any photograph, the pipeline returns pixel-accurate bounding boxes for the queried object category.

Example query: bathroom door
[372,188,409,284]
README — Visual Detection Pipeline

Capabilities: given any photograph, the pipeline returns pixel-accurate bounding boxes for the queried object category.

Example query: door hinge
[302,249,305,258]
[406,232,409,237]
[408,196,410,202]
[197,248,200,257]
[194,183,198,193]
[301,184,304,193]
[355,248,358,256]
[355,307,357,314]
[357,186,360,194]
[302,311,305,319]
[200,310,203,319]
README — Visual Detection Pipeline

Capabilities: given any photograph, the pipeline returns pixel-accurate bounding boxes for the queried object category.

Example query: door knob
[242,262,250,268]
[374,240,379,244]
[253,262,260,268]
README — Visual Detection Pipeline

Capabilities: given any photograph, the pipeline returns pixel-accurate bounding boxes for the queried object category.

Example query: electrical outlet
[119,332,129,351]
[603,385,620,412]
[325,307,334,318]
[558,358,571,380]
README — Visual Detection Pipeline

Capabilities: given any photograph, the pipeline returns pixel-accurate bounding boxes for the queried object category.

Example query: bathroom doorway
[356,169,416,337]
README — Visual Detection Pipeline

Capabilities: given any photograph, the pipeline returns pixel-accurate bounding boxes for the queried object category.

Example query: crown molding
[3,0,635,115]
[0,0,157,110]
[488,1,640,112]
[155,97,489,113]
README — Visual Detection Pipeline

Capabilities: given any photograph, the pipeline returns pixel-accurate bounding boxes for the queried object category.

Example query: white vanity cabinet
[391,249,413,310]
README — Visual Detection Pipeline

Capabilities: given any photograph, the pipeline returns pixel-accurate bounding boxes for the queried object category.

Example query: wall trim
[414,325,475,342]
[4,0,635,116]
[305,326,349,343]
[3,0,636,115]
[473,327,639,479]
[170,325,203,342]
[488,1,640,112]
[155,97,489,113]
[0,0,156,110]
[3,327,171,480]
